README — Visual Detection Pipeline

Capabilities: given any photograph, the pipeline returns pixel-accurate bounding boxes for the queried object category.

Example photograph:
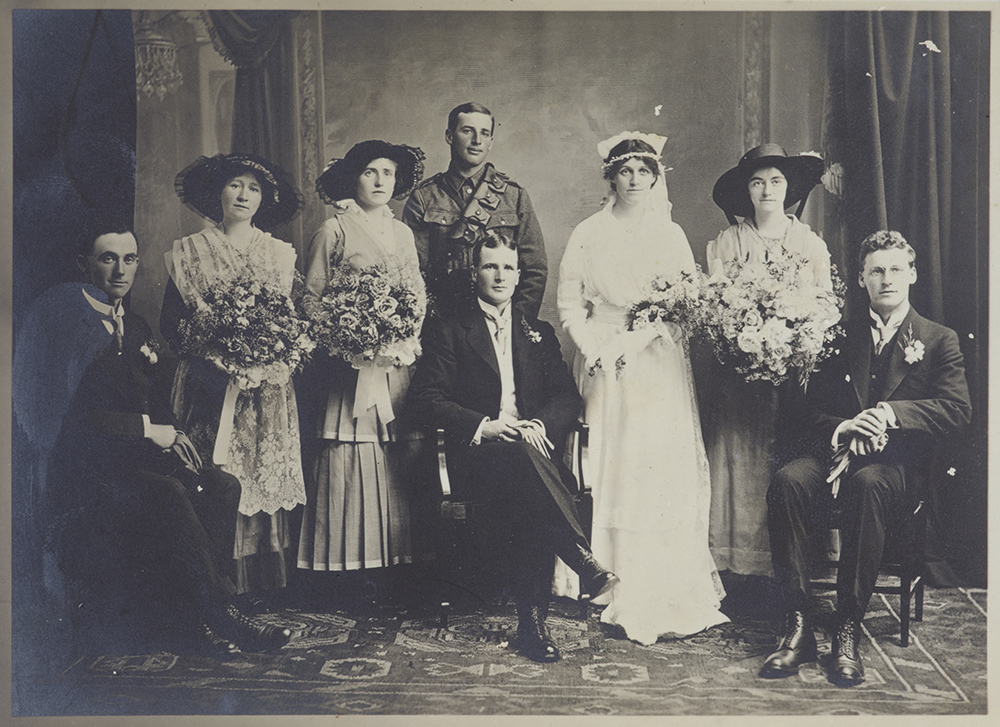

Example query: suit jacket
[799,306,971,482]
[47,307,180,517]
[406,303,582,467]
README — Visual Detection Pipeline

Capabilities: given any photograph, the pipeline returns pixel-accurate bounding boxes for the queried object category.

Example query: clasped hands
[148,423,203,473]
[840,406,892,457]
[481,414,554,458]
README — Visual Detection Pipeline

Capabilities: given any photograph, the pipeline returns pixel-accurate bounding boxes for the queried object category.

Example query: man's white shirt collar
[82,287,124,336]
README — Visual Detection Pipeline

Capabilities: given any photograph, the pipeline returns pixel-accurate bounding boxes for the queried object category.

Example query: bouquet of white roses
[303,261,426,369]
[700,248,844,387]
[177,273,315,390]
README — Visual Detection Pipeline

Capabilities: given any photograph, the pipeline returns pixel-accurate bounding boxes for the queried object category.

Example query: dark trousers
[60,463,241,625]
[766,456,905,620]
[464,440,587,606]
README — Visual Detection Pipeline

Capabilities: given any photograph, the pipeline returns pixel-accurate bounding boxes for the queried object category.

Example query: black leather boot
[210,604,292,653]
[760,610,818,678]
[556,541,619,599]
[515,603,560,663]
[831,615,865,685]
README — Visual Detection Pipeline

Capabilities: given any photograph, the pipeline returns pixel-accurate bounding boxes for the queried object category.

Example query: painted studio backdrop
[11,5,989,645]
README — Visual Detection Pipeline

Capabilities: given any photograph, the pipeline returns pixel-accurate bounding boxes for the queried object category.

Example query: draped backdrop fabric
[820,11,988,584]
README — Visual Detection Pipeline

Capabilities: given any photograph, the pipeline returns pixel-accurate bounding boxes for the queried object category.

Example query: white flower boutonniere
[140,342,159,365]
[898,324,924,364]
[521,316,542,344]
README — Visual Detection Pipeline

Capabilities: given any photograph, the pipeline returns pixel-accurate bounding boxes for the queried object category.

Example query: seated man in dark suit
[14,223,290,656]
[407,230,618,663]
[762,230,971,684]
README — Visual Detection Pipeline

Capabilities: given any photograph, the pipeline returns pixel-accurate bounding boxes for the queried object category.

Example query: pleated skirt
[296,437,434,571]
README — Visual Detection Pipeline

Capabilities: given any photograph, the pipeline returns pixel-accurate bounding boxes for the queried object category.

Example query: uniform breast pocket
[485,207,521,230]
[424,209,460,227]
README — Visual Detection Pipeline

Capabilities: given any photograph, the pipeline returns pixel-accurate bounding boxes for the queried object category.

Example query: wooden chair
[810,498,927,647]
[434,422,593,626]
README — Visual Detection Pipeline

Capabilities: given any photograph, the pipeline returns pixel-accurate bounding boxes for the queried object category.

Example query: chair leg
[914,577,924,622]
[899,580,911,647]
[439,601,451,629]
[578,593,590,621]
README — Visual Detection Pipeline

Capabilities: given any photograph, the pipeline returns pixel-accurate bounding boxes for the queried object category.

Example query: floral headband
[597,131,668,173]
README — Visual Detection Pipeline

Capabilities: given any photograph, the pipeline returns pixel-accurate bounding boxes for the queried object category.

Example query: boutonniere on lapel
[520,315,542,344]
[898,324,924,364]
[139,340,159,365]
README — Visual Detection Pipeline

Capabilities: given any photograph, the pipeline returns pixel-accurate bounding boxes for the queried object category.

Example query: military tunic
[402,163,547,318]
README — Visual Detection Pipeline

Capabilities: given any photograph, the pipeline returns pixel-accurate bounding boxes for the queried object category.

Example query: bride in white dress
[554,131,728,645]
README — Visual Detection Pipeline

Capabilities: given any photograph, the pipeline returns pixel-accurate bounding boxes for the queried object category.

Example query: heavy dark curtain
[207,10,299,242]
[12,9,137,706]
[821,11,988,585]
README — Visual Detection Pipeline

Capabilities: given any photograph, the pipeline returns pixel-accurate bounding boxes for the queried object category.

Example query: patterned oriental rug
[19,587,986,716]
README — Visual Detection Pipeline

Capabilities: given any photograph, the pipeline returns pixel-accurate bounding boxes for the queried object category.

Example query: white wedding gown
[554,199,728,645]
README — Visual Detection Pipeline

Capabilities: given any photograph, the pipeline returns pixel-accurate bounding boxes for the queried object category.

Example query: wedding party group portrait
[8,5,990,719]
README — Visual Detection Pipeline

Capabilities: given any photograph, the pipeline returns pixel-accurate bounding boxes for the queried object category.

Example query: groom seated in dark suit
[761,230,971,684]
[16,223,291,656]
[407,229,619,663]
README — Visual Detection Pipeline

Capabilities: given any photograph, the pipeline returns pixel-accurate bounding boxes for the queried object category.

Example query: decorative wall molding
[742,12,770,151]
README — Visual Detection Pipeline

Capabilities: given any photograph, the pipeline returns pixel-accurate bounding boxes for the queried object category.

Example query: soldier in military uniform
[403,102,547,318]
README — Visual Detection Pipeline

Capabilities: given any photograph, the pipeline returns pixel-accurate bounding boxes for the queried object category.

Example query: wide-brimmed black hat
[316,140,425,206]
[712,144,825,222]
[174,153,302,230]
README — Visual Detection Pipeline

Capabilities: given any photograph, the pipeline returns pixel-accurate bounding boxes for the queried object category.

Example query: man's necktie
[485,311,509,354]
[112,312,124,353]
[871,318,888,356]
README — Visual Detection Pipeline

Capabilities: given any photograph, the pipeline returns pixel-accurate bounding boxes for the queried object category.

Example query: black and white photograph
[7,2,991,720]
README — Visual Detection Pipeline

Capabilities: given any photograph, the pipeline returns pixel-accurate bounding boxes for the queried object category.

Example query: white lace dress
[554,201,728,645]
[164,225,306,592]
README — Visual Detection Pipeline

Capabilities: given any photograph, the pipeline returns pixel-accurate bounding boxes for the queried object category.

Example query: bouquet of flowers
[626,267,708,338]
[303,261,426,368]
[700,249,845,387]
[177,273,315,390]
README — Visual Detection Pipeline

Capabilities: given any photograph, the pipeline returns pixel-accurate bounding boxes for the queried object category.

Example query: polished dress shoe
[760,610,817,678]
[515,604,561,663]
[831,617,865,685]
[212,605,292,653]
[558,541,620,598]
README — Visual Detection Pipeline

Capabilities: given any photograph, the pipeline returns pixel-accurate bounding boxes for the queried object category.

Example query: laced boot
[212,604,292,653]
[515,603,560,663]
[760,610,817,678]
[556,540,619,599]
[831,616,865,685]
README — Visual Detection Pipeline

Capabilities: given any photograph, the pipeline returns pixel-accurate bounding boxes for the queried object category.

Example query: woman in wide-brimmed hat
[703,143,832,579]
[160,152,306,600]
[295,140,434,583]
[551,131,728,645]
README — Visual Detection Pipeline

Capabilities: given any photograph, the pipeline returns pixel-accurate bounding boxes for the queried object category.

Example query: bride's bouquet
[177,272,315,390]
[700,248,844,387]
[303,261,426,368]
[626,267,708,338]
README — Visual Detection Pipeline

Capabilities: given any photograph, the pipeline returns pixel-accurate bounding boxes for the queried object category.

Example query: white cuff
[471,417,489,446]
[530,419,547,440]
[876,401,899,428]
[831,419,851,449]
[142,414,152,438]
